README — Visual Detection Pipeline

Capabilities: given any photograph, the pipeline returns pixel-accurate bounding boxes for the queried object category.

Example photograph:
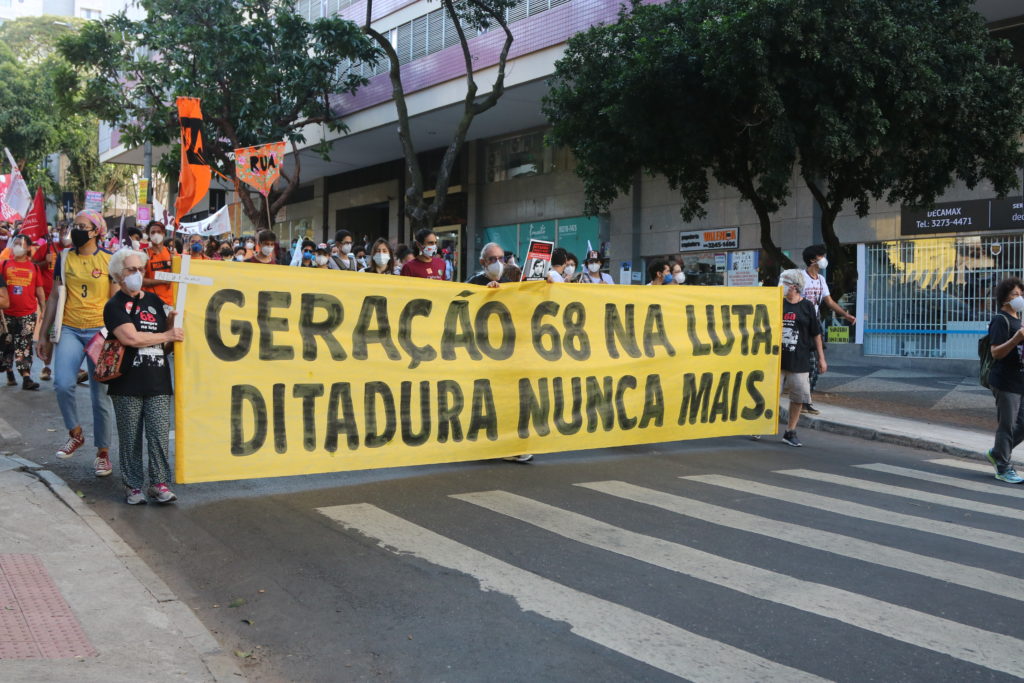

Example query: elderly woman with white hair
[102,247,184,505]
[774,268,826,447]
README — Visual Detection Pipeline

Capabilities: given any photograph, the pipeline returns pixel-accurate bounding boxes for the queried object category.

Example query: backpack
[980,312,1011,389]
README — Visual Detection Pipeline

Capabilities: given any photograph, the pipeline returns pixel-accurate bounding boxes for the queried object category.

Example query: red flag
[18,187,47,241]
[174,97,211,221]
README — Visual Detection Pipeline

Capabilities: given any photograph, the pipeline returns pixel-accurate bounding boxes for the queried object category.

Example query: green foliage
[0,16,136,213]
[545,0,1024,286]
[57,0,377,227]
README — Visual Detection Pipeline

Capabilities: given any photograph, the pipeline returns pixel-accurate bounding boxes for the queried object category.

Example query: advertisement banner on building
[679,228,739,252]
[173,261,783,483]
[900,197,1024,236]
[138,178,149,206]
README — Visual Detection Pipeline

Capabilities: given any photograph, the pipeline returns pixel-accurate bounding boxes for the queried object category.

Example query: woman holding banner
[36,210,115,475]
[103,248,183,504]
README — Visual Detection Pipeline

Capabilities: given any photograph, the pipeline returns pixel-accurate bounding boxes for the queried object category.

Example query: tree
[545,0,1024,297]
[361,0,517,232]
[56,0,377,229]
[544,1,798,270]
[0,16,138,214]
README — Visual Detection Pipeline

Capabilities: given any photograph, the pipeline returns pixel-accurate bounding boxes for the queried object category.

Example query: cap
[585,250,601,262]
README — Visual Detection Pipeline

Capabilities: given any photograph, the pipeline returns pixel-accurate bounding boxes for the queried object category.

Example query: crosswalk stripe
[856,463,1024,500]
[452,490,1024,677]
[683,475,1024,554]
[928,458,999,474]
[316,503,823,682]
[778,469,1024,521]
[577,480,1024,600]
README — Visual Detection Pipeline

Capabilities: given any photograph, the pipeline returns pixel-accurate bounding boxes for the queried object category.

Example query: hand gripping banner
[174,97,211,220]
[173,261,783,483]
[234,141,286,196]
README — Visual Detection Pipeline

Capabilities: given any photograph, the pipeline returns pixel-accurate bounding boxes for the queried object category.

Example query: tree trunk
[805,177,853,302]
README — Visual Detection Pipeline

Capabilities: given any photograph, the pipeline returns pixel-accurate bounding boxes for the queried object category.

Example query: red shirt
[1,259,41,317]
[400,257,447,280]
[31,240,58,297]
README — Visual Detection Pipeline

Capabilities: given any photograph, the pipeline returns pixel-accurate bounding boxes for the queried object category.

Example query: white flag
[3,148,32,218]
[153,196,167,224]
[178,204,230,236]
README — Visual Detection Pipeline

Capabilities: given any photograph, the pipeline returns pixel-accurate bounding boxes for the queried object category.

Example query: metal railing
[863,234,1024,359]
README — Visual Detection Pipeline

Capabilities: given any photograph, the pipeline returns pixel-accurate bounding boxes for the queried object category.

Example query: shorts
[780,370,811,404]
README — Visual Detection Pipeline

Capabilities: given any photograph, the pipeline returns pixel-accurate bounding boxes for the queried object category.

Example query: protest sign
[138,178,149,206]
[19,187,47,241]
[522,239,553,281]
[84,190,103,212]
[235,141,286,196]
[178,204,230,236]
[173,261,783,483]
[0,175,17,221]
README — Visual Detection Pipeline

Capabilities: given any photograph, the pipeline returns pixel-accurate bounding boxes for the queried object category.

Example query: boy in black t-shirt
[777,269,826,446]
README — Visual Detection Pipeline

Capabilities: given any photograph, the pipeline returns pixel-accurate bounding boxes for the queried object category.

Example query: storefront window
[486,131,574,183]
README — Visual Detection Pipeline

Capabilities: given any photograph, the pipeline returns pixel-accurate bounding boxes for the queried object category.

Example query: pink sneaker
[94,452,112,477]
[56,431,85,459]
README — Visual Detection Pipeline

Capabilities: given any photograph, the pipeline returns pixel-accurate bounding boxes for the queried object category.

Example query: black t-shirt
[102,290,173,397]
[988,312,1024,394]
[781,298,821,373]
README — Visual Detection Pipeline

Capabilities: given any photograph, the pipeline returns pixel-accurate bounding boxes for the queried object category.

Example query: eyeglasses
[482,255,506,264]
[123,267,143,274]
[73,223,92,230]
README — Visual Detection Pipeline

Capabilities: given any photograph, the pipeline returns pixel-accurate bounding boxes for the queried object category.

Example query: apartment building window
[487,131,561,183]
[0,0,12,8]
[340,0,573,79]
[81,8,102,19]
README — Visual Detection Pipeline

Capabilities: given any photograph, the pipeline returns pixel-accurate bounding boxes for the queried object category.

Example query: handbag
[92,300,137,383]
[49,247,70,343]
[0,312,12,354]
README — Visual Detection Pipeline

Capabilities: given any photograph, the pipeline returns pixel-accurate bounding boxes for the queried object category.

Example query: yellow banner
[174,260,782,483]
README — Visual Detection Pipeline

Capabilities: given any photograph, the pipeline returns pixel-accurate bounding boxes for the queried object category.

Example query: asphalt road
[4,378,1024,682]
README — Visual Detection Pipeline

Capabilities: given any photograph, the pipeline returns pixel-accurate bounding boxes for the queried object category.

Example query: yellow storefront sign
[174,260,782,483]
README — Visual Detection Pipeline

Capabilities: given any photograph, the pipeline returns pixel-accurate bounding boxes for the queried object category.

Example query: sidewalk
[0,453,243,682]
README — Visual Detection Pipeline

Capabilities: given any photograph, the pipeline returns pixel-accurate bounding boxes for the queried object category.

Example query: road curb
[2,455,246,682]
[794,412,985,461]
[0,415,23,446]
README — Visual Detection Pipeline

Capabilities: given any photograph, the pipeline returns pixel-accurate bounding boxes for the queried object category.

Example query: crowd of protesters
[0,210,883,501]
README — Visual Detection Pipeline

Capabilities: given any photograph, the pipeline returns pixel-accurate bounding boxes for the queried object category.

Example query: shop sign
[679,228,738,252]
[900,197,1024,236]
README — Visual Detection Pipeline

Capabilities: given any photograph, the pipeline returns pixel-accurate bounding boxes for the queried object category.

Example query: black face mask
[70,228,92,248]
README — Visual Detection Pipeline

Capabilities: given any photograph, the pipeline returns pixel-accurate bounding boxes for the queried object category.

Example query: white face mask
[563,264,576,277]
[587,262,601,273]
[245,241,255,249]
[61,234,72,246]
[12,244,26,258]
[373,252,389,267]
[316,255,328,266]
[422,245,437,258]
[150,233,164,245]
[816,256,828,270]
[341,243,352,254]
[123,271,143,292]
[234,254,245,261]
[131,240,141,250]
[673,272,686,284]
[261,245,274,257]
[1011,295,1024,313]
[485,261,504,280]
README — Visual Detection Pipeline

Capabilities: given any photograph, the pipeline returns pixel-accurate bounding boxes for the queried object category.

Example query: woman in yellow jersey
[36,210,115,476]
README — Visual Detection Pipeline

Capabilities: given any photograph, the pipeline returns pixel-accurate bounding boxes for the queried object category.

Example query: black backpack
[980,312,1011,389]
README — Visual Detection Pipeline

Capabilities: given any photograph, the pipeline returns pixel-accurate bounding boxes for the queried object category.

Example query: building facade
[99,0,1024,362]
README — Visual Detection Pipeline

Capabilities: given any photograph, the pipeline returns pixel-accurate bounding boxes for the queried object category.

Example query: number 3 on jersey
[81,284,88,298]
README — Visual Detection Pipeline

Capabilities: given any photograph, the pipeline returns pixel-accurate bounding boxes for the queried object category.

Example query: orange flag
[174,97,211,221]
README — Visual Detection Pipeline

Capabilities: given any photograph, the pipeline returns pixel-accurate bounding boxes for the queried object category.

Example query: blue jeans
[54,325,113,449]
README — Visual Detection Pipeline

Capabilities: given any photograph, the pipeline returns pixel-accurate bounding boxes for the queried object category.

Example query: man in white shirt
[800,245,856,414]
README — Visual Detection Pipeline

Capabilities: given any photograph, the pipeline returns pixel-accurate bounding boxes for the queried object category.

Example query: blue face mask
[191,242,202,252]
[662,272,673,284]
[302,251,313,260]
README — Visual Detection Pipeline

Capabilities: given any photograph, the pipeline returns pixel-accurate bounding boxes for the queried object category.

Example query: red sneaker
[94,452,112,477]
[56,431,85,459]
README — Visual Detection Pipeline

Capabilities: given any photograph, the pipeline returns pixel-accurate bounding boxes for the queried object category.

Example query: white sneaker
[503,454,534,463]
[147,483,177,504]
[125,488,147,505]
